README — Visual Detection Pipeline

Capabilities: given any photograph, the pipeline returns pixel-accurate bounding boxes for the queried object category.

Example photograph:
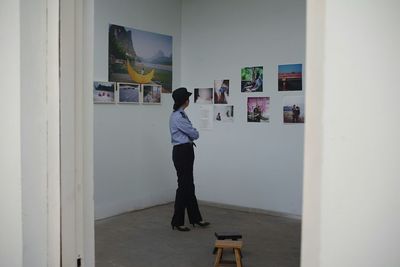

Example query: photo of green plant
[241,66,263,92]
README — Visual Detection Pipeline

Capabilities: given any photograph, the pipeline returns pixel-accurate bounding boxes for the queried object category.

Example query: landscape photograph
[109,24,173,93]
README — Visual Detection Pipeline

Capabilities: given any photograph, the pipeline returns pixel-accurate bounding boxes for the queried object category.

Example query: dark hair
[173,98,190,111]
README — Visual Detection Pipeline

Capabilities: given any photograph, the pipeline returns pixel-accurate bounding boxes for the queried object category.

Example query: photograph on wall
[278,64,303,91]
[283,96,305,124]
[109,24,173,93]
[93,81,115,104]
[247,97,270,123]
[199,105,214,130]
[214,105,234,123]
[142,84,161,104]
[241,66,263,92]
[194,88,213,104]
[214,79,230,104]
[117,83,140,104]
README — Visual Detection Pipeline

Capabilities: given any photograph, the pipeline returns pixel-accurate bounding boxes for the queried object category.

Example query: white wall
[1,0,61,265]
[0,0,23,266]
[61,0,96,266]
[94,0,182,219]
[18,0,61,266]
[20,0,48,265]
[301,0,400,266]
[181,0,306,216]
[94,0,305,219]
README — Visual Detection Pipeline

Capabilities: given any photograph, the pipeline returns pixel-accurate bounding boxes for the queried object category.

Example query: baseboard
[95,200,173,222]
[198,200,302,221]
[96,200,302,222]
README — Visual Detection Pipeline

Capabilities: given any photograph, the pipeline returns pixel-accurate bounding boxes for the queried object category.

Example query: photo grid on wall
[98,27,306,125]
[94,23,174,107]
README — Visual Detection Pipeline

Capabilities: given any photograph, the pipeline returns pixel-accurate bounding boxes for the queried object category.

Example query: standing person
[254,105,261,122]
[292,105,297,123]
[169,87,210,232]
[295,106,301,122]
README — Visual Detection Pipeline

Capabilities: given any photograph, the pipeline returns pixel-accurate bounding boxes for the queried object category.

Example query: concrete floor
[95,203,301,267]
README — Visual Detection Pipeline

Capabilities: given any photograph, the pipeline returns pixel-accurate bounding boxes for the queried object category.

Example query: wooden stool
[214,240,243,267]
[213,232,243,256]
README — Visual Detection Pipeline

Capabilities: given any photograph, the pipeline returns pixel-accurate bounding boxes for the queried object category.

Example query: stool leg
[213,247,217,254]
[234,248,242,267]
[214,248,223,267]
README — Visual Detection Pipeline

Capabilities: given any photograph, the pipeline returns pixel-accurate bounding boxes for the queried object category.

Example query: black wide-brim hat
[172,87,192,104]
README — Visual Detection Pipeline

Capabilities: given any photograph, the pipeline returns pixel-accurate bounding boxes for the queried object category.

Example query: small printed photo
[247,97,270,123]
[194,88,213,104]
[214,80,230,104]
[93,81,116,103]
[118,83,140,103]
[142,84,162,104]
[283,96,305,124]
[241,66,263,92]
[214,105,234,123]
[278,64,303,91]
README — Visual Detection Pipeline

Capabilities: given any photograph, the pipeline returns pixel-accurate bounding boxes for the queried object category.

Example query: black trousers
[171,143,203,226]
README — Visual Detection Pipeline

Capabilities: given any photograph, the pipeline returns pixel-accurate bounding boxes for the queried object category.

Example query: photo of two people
[283,96,304,123]
[214,105,234,123]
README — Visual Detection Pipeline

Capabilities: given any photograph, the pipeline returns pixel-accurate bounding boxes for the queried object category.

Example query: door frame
[60,0,95,266]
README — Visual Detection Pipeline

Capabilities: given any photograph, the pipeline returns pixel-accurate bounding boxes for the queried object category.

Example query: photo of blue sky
[279,64,302,73]
[130,28,172,60]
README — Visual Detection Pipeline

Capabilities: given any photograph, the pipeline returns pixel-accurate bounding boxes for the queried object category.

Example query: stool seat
[215,232,242,240]
[214,240,243,267]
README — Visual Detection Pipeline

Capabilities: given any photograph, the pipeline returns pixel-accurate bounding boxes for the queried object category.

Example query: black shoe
[172,225,190,232]
[192,221,210,228]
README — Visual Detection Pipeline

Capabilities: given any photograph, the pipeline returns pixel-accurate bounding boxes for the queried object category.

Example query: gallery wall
[94,0,306,219]
[93,0,182,219]
[181,0,306,216]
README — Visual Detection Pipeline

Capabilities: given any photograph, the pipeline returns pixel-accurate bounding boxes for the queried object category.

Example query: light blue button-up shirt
[169,108,199,145]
